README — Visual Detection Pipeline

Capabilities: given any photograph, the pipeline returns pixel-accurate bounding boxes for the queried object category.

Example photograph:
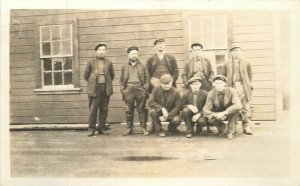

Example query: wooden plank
[10,116,87,124]
[233,17,272,26]
[247,57,274,66]
[10,53,35,61]
[233,25,272,34]
[10,67,35,75]
[10,30,34,39]
[10,88,34,96]
[78,22,182,35]
[233,33,273,42]
[252,88,275,97]
[251,112,275,121]
[232,10,272,18]
[10,38,34,46]
[252,72,274,81]
[10,45,34,54]
[10,108,88,117]
[10,23,34,32]
[252,96,275,105]
[252,65,274,73]
[10,74,35,83]
[10,81,35,89]
[10,16,35,24]
[251,104,275,113]
[252,81,275,89]
[10,60,36,68]
[242,49,273,58]
[237,41,273,50]
[79,14,182,28]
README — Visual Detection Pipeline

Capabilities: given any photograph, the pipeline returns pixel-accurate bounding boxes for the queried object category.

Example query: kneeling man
[181,77,208,138]
[203,75,242,139]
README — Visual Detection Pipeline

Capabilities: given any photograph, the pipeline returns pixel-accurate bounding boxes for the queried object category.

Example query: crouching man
[148,74,181,137]
[181,77,209,138]
[203,75,242,139]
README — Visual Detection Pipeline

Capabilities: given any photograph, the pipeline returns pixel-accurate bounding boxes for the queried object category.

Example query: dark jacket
[148,87,181,119]
[182,57,214,91]
[221,57,253,101]
[203,87,242,119]
[146,53,179,87]
[119,60,150,91]
[84,58,115,97]
[181,89,208,113]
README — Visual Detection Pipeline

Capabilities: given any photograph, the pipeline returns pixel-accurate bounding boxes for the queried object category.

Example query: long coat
[203,87,242,119]
[182,57,214,91]
[222,57,253,101]
[148,87,181,119]
[181,89,208,113]
[146,53,179,87]
[84,58,115,97]
[119,60,150,92]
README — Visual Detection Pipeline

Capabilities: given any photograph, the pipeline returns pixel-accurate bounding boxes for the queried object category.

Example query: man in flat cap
[120,46,150,136]
[146,39,179,92]
[203,75,242,139]
[221,44,254,135]
[181,77,209,138]
[182,43,214,91]
[84,44,115,137]
[148,74,182,137]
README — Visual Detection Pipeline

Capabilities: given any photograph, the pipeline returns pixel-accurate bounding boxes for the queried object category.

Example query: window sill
[34,87,82,95]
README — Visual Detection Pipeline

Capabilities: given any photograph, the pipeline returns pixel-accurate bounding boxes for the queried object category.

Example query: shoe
[88,129,96,137]
[141,128,149,136]
[243,127,253,135]
[147,126,154,133]
[98,129,109,135]
[104,123,111,130]
[195,125,202,135]
[158,131,166,137]
[226,133,234,139]
[123,128,133,136]
[186,133,192,138]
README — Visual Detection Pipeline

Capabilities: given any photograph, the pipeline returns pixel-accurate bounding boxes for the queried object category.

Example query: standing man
[181,77,208,138]
[182,43,214,91]
[182,43,214,133]
[148,74,181,137]
[222,44,253,135]
[203,75,242,139]
[84,44,115,137]
[120,46,150,136]
[146,39,179,91]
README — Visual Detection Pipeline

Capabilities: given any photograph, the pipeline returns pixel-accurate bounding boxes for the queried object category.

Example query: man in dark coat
[181,77,208,138]
[203,75,242,139]
[221,44,253,135]
[148,74,182,137]
[120,46,150,136]
[146,39,179,91]
[84,44,115,137]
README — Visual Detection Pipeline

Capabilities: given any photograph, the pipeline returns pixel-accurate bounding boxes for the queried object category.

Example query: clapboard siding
[10,10,280,124]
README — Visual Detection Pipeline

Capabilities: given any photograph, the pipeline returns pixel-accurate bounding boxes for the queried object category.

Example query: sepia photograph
[1,0,300,186]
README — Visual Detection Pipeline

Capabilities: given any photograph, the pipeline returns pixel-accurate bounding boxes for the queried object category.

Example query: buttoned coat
[84,58,115,97]
[181,89,208,113]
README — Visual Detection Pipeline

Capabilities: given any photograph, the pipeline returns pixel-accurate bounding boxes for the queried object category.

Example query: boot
[141,127,149,136]
[88,128,96,137]
[123,128,133,136]
[243,125,253,135]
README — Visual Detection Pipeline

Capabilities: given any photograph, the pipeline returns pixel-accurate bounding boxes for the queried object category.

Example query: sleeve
[203,91,214,119]
[247,62,253,82]
[180,91,189,109]
[84,61,91,81]
[171,56,179,81]
[119,65,125,91]
[168,91,182,119]
[181,63,189,88]
[225,89,242,115]
[110,61,115,81]
[143,64,150,91]
[148,88,163,112]
[206,60,214,82]
[146,57,153,77]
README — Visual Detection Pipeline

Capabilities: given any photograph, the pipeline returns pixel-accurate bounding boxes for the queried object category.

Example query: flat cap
[213,75,227,82]
[160,74,173,84]
[94,43,107,51]
[127,46,139,53]
[154,38,165,45]
[229,43,241,51]
[191,43,203,49]
[188,76,202,84]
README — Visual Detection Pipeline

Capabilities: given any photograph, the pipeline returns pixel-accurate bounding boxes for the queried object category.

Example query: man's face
[128,50,138,62]
[231,48,241,60]
[213,80,226,92]
[155,41,166,52]
[161,80,173,91]
[95,46,106,57]
[190,81,202,93]
[191,46,202,59]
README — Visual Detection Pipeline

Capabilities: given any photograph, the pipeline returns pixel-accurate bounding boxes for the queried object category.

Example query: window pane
[214,32,226,48]
[64,72,73,85]
[51,25,61,40]
[43,58,52,71]
[53,58,63,70]
[62,24,71,40]
[216,54,225,65]
[202,16,213,32]
[62,40,72,55]
[64,57,72,70]
[190,18,201,32]
[54,72,63,85]
[52,41,62,56]
[201,32,214,49]
[42,42,51,56]
[214,16,226,31]
[41,26,50,41]
[44,72,52,86]
[190,33,201,45]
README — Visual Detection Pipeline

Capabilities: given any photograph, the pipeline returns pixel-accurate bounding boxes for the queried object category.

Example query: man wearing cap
[221,44,253,135]
[84,44,115,137]
[148,74,182,137]
[182,43,214,92]
[181,77,208,138]
[120,46,150,136]
[146,39,179,91]
[203,75,242,139]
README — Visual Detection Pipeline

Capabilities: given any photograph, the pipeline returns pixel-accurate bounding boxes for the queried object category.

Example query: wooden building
[9,9,291,124]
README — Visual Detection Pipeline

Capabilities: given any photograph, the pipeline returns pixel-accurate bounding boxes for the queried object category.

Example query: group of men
[84,38,253,139]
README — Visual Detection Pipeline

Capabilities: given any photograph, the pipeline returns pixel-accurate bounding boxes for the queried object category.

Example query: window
[40,24,73,88]
[188,15,228,73]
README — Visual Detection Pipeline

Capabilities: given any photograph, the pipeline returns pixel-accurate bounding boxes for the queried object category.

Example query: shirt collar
[129,60,139,66]
[156,51,165,56]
